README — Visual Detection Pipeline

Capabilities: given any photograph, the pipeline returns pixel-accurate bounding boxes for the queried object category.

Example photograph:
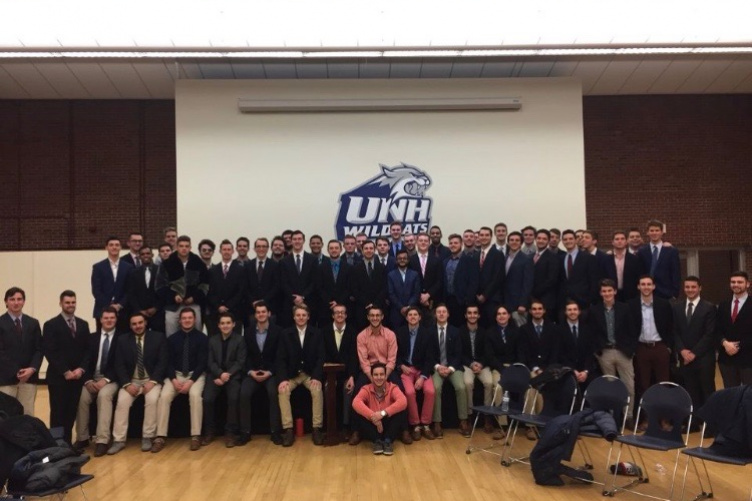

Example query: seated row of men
[93,220,681,343]
[2,266,747,456]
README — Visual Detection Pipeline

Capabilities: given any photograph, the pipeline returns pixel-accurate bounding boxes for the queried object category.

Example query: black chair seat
[580,430,616,439]
[682,447,752,466]
[616,434,685,452]
[8,473,94,497]
[509,412,552,428]
[470,404,522,418]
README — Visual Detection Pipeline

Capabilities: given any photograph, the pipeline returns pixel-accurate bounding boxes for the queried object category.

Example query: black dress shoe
[312,428,325,446]
[282,429,295,447]
[271,432,283,445]
[236,433,251,446]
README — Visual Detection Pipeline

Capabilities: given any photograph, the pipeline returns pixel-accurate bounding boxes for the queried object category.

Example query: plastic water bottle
[501,391,510,412]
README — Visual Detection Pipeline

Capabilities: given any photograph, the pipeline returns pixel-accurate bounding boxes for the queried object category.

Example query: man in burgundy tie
[0,287,43,416]
[206,240,247,336]
[717,271,752,387]
[42,290,91,444]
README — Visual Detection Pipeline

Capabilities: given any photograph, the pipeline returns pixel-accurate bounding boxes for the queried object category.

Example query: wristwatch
[380,410,387,418]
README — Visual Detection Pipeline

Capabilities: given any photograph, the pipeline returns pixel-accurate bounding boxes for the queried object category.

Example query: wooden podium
[323,363,345,446]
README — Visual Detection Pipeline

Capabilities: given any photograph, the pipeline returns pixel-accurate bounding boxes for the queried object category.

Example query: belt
[639,341,664,348]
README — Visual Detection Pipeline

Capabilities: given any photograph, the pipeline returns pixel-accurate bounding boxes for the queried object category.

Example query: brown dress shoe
[422,426,436,440]
[484,416,495,434]
[492,428,506,441]
[348,431,361,446]
[225,435,237,448]
[150,437,166,453]
[201,433,215,446]
[459,420,472,437]
[190,436,201,451]
[282,429,295,447]
[526,427,538,441]
[433,422,444,439]
[411,427,422,442]
[401,430,413,445]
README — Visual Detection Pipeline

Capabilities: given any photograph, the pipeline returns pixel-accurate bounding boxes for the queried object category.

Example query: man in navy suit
[580,230,611,283]
[503,232,534,325]
[318,240,352,326]
[430,304,470,438]
[716,271,752,387]
[280,230,319,328]
[350,240,387,330]
[637,220,681,300]
[276,305,325,447]
[532,229,561,321]
[387,250,420,329]
[239,302,283,445]
[120,232,144,268]
[207,240,247,336]
[91,236,133,330]
[606,231,643,302]
[375,237,397,274]
[474,227,506,328]
[559,229,599,312]
[125,245,164,333]
[42,290,91,444]
[443,234,478,327]
[246,237,281,323]
[0,287,43,416]
[409,233,444,324]
[388,221,404,257]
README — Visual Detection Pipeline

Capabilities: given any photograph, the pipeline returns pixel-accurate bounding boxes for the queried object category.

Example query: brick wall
[0,100,176,250]
[1,95,750,272]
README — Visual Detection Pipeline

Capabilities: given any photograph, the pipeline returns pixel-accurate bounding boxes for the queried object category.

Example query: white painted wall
[175,78,586,244]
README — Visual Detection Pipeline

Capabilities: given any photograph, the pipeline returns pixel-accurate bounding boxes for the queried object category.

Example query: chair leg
[500,419,520,466]
[577,438,594,470]
[601,441,617,495]
[465,412,482,454]
[606,442,625,496]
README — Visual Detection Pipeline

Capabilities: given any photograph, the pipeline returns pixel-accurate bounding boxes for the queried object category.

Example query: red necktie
[732,299,740,323]
[480,250,486,268]
[534,252,540,264]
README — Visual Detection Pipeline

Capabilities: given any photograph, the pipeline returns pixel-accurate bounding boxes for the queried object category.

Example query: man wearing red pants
[396,307,437,442]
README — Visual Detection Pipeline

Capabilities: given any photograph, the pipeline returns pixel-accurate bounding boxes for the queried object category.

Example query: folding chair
[3,473,94,501]
[465,363,531,456]
[575,375,630,492]
[680,424,752,501]
[606,382,692,500]
[501,371,578,467]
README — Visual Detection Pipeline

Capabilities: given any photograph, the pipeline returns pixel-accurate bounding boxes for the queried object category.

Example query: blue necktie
[101,334,110,370]
[650,246,659,276]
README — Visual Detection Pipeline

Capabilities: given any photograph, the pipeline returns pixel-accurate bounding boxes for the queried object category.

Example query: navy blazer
[474,246,506,302]
[409,253,444,303]
[604,251,644,302]
[321,322,359,378]
[165,328,208,381]
[519,321,561,371]
[113,330,168,386]
[483,322,522,372]
[638,244,681,299]
[81,329,120,382]
[246,258,281,315]
[276,325,325,382]
[443,253,478,306]
[396,325,438,377]
[503,251,534,311]
[0,313,43,385]
[245,321,282,372]
[280,252,319,310]
[716,297,752,367]
[376,254,397,274]
[559,250,599,309]
[91,258,133,318]
[673,298,716,365]
[430,323,463,370]
[42,314,91,385]
[349,259,387,311]
[628,296,674,349]
[317,258,352,317]
[459,325,486,367]
[589,302,636,357]
[532,248,560,312]
[558,321,597,374]
[207,261,247,318]
[125,264,161,316]
[387,268,421,327]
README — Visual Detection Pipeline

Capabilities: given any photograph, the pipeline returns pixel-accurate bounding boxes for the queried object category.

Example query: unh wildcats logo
[335,163,433,240]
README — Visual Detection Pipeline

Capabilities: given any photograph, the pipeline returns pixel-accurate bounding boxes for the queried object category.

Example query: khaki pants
[75,380,118,444]
[596,348,635,418]
[157,374,205,437]
[278,372,323,430]
[112,379,162,442]
[0,383,36,416]
[462,366,495,415]
[432,370,468,422]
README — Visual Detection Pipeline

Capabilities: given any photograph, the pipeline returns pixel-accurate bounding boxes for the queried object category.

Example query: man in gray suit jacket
[673,276,716,413]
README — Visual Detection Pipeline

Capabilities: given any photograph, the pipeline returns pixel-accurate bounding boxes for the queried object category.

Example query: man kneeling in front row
[352,363,407,456]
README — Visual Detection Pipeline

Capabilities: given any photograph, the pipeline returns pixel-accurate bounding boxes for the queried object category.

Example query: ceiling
[2,55,752,99]
[1,0,751,99]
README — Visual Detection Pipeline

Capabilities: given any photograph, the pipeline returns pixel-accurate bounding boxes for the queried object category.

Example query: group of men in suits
[3,218,751,456]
